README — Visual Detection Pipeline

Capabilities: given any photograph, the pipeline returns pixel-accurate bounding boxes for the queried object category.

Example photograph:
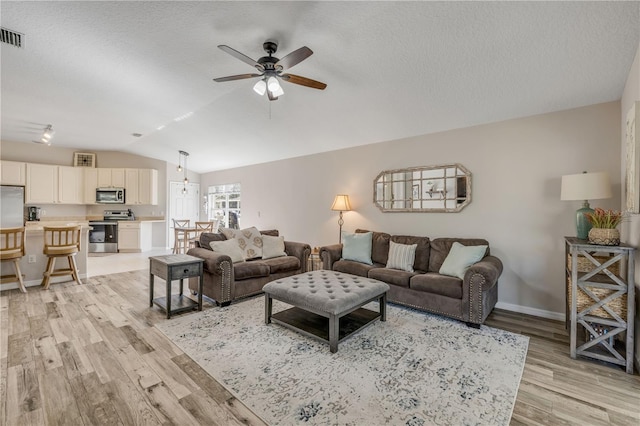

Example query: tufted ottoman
[263,270,389,353]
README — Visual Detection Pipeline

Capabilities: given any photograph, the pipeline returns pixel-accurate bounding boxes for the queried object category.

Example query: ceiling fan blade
[218,45,264,71]
[213,73,262,82]
[275,46,313,70]
[280,74,327,90]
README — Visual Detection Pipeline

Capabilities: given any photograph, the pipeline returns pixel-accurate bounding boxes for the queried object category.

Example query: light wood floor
[1,271,639,425]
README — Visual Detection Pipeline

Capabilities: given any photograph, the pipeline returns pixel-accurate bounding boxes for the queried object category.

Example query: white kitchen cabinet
[0,160,26,186]
[97,168,125,188]
[83,168,98,204]
[138,169,158,205]
[58,166,84,204]
[125,169,139,204]
[118,221,152,252]
[124,168,158,205]
[26,163,58,204]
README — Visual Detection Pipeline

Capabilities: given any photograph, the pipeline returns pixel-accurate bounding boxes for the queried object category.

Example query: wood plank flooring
[1,271,639,425]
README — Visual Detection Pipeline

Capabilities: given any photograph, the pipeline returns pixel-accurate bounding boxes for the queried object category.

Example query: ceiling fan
[213,40,327,101]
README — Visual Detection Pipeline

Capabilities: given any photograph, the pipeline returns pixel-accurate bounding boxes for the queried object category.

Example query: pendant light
[178,150,189,194]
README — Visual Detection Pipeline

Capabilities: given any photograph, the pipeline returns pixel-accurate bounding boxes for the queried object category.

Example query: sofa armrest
[465,255,503,291]
[187,247,232,276]
[319,244,343,270]
[462,255,503,324]
[284,241,312,272]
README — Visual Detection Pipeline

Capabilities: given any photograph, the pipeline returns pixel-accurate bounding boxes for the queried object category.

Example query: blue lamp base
[575,201,593,240]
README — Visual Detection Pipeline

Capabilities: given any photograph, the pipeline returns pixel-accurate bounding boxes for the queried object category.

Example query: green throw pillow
[341,232,373,265]
[439,242,488,280]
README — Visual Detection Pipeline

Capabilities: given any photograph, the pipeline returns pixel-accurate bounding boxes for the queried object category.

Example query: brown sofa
[187,230,311,306]
[319,229,502,326]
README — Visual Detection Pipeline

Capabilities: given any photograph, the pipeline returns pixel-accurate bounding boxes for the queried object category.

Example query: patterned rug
[156,297,529,426]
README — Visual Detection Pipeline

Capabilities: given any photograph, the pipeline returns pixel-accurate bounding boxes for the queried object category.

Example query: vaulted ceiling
[1,2,638,173]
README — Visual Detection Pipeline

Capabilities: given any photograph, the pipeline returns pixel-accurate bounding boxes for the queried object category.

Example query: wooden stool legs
[41,254,82,290]
[7,258,26,293]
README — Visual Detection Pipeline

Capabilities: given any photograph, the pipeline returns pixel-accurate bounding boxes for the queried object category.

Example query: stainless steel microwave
[96,188,125,204]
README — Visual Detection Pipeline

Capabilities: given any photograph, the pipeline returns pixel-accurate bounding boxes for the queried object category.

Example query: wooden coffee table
[263,270,389,353]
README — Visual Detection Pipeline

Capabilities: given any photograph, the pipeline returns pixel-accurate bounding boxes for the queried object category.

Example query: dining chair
[41,225,82,289]
[172,219,191,254]
[0,227,27,293]
[189,221,218,248]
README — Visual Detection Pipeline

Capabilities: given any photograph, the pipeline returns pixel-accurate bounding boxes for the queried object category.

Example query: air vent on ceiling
[0,27,23,48]
[73,152,96,168]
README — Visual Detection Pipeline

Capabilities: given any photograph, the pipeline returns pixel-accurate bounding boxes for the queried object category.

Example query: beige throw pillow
[262,235,287,259]
[209,239,245,263]
[220,226,263,260]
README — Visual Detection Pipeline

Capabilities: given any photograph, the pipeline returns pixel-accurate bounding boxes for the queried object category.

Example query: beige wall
[0,141,170,247]
[201,101,622,319]
[620,41,640,369]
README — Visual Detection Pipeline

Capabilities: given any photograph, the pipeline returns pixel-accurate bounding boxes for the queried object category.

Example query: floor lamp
[560,171,612,239]
[331,194,352,243]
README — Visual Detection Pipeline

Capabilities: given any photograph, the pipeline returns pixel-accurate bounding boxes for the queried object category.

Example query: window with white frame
[207,183,241,229]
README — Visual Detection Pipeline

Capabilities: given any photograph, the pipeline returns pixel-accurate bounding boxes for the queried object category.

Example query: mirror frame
[373,163,472,213]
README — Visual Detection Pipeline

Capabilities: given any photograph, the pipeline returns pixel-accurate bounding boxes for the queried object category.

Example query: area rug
[156,297,529,426]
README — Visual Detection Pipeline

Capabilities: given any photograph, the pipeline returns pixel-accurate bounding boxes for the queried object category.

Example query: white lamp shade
[267,76,280,92]
[560,172,612,201]
[253,80,266,95]
[271,85,284,97]
[331,194,352,211]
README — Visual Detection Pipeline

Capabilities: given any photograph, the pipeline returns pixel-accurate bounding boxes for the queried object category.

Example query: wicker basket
[566,254,620,276]
[567,277,628,320]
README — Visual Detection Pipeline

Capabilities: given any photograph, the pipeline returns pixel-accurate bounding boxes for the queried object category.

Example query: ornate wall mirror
[374,163,471,212]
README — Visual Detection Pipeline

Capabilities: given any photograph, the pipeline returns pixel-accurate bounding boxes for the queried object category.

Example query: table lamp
[331,194,352,243]
[560,171,612,239]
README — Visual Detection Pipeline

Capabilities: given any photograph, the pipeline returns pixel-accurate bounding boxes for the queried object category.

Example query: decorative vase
[588,228,620,246]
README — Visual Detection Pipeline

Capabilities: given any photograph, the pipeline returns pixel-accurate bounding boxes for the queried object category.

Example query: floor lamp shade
[560,171,612,239]
[331,195,352,243]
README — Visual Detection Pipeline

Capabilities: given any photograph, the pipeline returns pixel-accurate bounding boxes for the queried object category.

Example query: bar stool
[41,225,82,289]
[0,227,27,293]
[172,219,191,254]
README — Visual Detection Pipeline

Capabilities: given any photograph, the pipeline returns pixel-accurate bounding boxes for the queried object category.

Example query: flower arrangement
[585,208,623,229]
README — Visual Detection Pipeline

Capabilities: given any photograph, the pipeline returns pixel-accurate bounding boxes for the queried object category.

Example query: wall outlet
[28,255,36,263]
[41,209,47,216]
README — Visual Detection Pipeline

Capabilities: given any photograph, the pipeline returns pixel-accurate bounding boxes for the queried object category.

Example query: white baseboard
[495,301,565,321]
[0,274,89,291]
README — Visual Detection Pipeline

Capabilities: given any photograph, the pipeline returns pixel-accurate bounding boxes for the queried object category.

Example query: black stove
[88,210,135,253]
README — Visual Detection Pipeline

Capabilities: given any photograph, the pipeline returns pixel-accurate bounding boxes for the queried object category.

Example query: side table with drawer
[565,237,635,374]
[149,254,204,319]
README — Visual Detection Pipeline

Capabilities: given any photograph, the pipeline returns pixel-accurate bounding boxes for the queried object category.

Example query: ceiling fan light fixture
[271,85,284,97]
[267,76,281,92]
[253,79,266,96]
[41,124,55,143]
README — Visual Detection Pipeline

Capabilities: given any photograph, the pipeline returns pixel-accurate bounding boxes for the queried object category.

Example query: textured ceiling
[1,1,639,173]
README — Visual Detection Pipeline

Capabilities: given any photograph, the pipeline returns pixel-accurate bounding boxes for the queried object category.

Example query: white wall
[620,41,640,369]
[201,101,621,319]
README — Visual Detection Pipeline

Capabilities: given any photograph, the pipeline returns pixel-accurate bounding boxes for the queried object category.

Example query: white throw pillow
[439,242,488,280]
[220,226,263,259]
[262,235,287,260]
[341,232,373,265]
[209,239,245,263]
[386,240,418,272]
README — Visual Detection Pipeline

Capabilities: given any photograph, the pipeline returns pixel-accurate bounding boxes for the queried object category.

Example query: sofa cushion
[342,232,373,265]
[233,261,270,280]
[429,238,490,272]
[200,232,227,250]
[386,240,418,272]
[439,242,488,279]
[368,267,414,288]
[410,273,463,299]
[261,256,300,274]
[333,259,380,277]
[221,226,264,260]
[262,235,287,259]
[209,239,245,263]
[391,235,430,272]
[356,229,391,265]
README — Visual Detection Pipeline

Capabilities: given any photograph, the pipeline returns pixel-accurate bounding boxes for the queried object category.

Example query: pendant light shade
[253,79,267,96]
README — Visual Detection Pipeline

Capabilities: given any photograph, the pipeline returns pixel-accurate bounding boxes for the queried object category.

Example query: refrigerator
[0,186,25,228]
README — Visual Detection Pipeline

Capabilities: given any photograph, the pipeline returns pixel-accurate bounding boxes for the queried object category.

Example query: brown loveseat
[187,230,311,306]
[319,229,502,326]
